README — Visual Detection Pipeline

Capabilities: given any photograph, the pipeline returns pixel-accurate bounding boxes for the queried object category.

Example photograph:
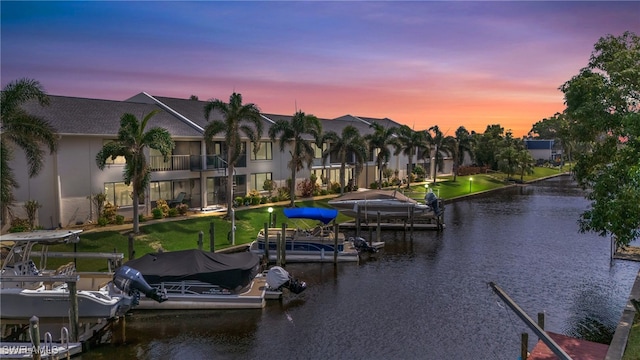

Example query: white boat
[122,250,306,310]
[249,208,383,263]
[0,230,137,320]
[328,189,443,220]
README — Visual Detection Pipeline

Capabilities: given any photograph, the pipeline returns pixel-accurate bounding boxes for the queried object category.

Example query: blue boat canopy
[283,207,338,224]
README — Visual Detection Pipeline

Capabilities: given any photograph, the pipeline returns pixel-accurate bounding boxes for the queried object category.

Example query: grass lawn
[624,315,640,360]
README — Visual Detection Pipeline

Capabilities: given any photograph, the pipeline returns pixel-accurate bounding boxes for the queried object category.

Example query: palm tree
[423,125,456,185]
[516,149,535,182]
[1,78,58,223]
[322,125,368,195]
[364,122,397,189]
[394,125,426,188]
[96,110,174,234]
[451,126,474,182]
[269,110,322,207]
[203,92,262,215]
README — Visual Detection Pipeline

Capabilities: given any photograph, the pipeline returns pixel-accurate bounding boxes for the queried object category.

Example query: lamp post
[469,177,473,193]
[268,207,274,227]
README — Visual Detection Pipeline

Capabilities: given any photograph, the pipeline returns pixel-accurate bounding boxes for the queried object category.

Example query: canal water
[88,175,640,359]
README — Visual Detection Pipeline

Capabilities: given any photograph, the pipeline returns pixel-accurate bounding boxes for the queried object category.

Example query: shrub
[115,214,125,225]
[152,208,164,219]
[263,179,275,195]
[8,218,30,233]
[234,196,244,207]
[297,179,318,197]
[23,200,42,230]
[260,196,268,204]
[412,165,426,181]
[155,199,170,217]
[330,182,341,193]
[103,202,118,224]
[97,217,108,227]
[277,186,290,200]
[89,193,107,221]
[168,208,179,217]
[138,214,146,222]
[320,189,328,196]
[176,203,189,215]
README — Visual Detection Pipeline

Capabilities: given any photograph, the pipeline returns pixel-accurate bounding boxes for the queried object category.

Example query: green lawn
[624,314,640,360]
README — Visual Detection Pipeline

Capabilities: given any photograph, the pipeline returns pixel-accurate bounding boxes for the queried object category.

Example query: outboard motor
[350,236,378,254]
[113,266,167,303]
[266,266,307,294]
[425,191,442,215]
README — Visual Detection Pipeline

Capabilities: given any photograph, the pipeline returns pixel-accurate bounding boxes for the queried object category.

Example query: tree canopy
[560,31,640,247]
[1,78,58,223]
[96,110,174,233]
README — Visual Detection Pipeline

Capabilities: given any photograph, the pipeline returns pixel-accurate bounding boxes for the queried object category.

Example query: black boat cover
[124,250,261,290]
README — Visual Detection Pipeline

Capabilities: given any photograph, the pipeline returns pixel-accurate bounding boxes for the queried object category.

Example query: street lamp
[469,177,473,193]
[268,207,274,227]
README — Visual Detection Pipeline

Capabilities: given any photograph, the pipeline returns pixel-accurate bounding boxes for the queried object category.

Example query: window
[312,143,325,159]
[149,181,173,202]
[104,182,142,207]
[251,173,272,191]
[102,140,126,165]
[250,142,272,160]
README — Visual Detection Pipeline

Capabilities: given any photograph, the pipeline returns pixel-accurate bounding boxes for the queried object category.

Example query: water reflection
[89,176,640,359]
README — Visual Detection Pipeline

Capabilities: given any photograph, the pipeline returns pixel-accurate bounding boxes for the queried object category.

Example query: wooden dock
[526,331,608,360]
[339,221,445,231]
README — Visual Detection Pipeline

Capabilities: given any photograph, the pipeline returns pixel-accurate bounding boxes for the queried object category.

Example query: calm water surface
[89,176,640,359]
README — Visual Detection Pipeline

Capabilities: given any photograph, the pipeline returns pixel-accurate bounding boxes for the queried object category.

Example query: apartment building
[11,92,436,229]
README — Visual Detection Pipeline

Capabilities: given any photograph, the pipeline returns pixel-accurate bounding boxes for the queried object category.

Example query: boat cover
[124,250,261,290]
[283,207,338,224]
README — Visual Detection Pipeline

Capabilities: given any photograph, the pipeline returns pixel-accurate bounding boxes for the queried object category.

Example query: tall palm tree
[203,92,262,216]
[269,110,322,207]
[424,125,455,185]
[96,110,174,234]
[394,125,426,188]
[451,126,474,182]
[322,125,368,195]
[1,78,58,223]
[364,122,397,189]
[516,149,535,182]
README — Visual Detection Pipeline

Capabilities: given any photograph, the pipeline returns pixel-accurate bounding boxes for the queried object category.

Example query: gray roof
[20,93,409,141]
[21,95,203,138]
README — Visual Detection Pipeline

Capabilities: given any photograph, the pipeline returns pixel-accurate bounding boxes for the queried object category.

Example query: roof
[525,139,555,150]
[20,93,411,141]
[21,95,203,138]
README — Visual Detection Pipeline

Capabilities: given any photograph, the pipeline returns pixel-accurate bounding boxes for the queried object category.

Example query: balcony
[150,155,247,172]
[149,155,192,171]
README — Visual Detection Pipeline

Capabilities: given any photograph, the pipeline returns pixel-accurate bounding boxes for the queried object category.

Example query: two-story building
[9,92,448,229]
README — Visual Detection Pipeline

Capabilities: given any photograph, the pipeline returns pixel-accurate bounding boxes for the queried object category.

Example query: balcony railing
[149,155,191,171]
[150,154,247,171]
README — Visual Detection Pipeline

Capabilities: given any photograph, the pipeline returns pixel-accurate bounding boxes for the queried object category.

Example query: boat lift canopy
[283,208,338,225]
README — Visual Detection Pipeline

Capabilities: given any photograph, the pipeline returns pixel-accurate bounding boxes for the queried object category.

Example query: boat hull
[134,276,267,310]
[329,201,435,220]
[0,287,126,319]
[249,240,360,263]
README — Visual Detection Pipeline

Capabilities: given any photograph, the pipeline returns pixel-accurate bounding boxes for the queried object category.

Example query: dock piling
[29,316,40,360]
[521,332,528,360]
[209,222,215,252]
[264,223,270,261]
[197,231,203,250]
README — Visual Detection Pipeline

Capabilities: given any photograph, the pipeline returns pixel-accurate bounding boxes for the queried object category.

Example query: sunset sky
[2,1,638,137]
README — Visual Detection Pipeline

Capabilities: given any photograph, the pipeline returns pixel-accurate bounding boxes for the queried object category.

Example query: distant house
[524,139,562,164]
[10,92,447,229]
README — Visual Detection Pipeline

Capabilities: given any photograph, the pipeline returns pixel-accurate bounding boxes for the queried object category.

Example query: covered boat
[328,189,443,220]
[124,250,268,309]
